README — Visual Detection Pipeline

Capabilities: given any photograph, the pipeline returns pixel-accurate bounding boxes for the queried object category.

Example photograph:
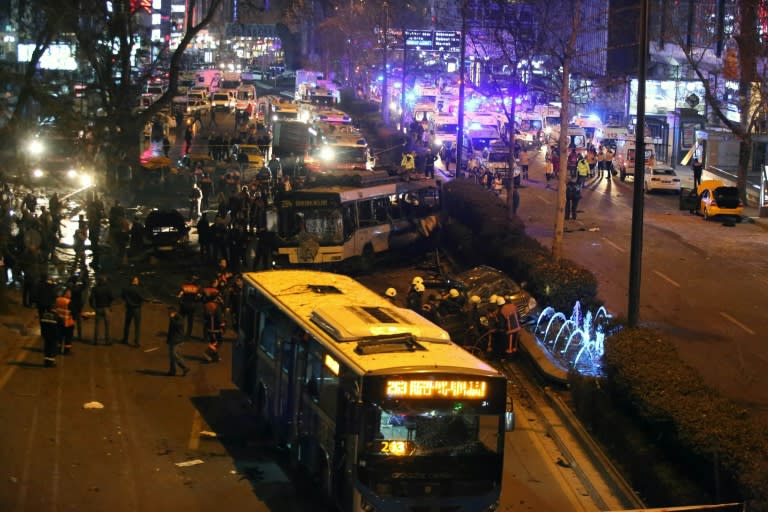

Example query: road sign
[403,30,462,52]
[434,31,461,52]
[404,30,433,48]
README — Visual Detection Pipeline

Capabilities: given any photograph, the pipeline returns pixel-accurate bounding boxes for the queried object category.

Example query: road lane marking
[652,270,681,288]
[52,361,63,512]
[15,405,38,512]
[602,237,626,253]
[0,347,30,394]
[188,410,203,451]
[719,312,756,335]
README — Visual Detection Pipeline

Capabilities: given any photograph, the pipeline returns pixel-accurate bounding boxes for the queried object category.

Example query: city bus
[274,179,441,266]
[231,270,512,512]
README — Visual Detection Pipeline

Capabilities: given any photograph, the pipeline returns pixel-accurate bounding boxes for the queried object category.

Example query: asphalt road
[509,148,768,424]
[1,113,630,511]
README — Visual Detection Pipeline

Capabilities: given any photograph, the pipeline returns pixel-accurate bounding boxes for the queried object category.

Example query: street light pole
[627,0,650,327]
[455,0,467,177]
[382,1,390,125]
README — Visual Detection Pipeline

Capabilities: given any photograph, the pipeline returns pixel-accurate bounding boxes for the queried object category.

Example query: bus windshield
[363,401,501,458]
[278,206,346,244]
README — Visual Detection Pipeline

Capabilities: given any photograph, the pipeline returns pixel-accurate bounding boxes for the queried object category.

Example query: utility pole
[455,0,467,177]
[382,1,390,125]
[628,0,649,327]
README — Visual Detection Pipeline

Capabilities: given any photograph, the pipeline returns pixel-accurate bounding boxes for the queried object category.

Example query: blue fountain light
[532,301,617,377]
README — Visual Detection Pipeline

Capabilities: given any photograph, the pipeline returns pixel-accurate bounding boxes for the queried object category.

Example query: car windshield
[651,168,676,176]
[436,123,458,134]
[487,151,510,163]
[213,94,229,101]
[455,266,522,299]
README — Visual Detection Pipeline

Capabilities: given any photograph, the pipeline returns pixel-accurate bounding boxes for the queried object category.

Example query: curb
[518,328,569,384]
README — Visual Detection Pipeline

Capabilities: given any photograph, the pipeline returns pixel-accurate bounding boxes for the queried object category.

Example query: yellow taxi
[696,179,743,220]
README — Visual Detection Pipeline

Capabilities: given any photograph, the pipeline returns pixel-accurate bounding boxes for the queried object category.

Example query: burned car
[143,209,189,252]
[424,265,538,346]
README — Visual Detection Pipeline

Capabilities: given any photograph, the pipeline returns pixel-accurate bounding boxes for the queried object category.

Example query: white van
[614,137,656,181]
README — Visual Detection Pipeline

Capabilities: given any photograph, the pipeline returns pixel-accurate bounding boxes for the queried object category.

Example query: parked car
[143,209,189,252]
[643,164,681,194]
[696,179,743,220]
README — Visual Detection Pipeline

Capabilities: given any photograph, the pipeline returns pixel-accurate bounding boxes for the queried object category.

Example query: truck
[194,69,221,92]
[271,120,311,159]
[294,69,325,101]
[218,71,241,97]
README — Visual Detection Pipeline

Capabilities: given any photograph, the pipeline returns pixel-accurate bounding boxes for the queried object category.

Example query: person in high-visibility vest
[203,300,225,363]
[54,288,76,355]
[177,276,201,338]
[576,155,590,186]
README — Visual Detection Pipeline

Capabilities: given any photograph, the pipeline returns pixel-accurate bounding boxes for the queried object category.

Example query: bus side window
[374,197,388,223]
[260,318,277,358]
[306,345,323,402]
[358,199,375,226]
[319,363,340,417]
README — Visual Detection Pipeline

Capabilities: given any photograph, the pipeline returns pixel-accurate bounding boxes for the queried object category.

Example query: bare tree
[665,0,766,204]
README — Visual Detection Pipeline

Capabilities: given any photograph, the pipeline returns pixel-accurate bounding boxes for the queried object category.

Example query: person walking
[565,178,582,220]
[40,306,62,367]
[90,275,114,345]
[166,307,190,377]
[121,276,146,348]
[691,157,703,189]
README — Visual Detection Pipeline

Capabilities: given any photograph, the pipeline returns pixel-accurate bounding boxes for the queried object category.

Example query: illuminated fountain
[532,301,615,377]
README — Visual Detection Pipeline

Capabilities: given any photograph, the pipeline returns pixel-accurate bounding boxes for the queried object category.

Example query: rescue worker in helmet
[406,281,425,312]
[438,288,464,316]
[384,287,398,305]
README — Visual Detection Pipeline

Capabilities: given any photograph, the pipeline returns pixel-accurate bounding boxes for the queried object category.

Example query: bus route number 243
[378,440,413,457]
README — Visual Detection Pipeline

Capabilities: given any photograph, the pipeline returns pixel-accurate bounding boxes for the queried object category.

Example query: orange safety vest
[55,296,75,328]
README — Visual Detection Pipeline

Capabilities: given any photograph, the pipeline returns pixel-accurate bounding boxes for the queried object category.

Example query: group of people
[34,273,148,368]
[388,276,522,358]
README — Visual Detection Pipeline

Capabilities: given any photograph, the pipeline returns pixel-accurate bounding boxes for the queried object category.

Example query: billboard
[17,43,78,71]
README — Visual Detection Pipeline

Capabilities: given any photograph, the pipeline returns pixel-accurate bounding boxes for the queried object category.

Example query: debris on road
[588,227,600,232]
[175,459,205,467]
[83,401,104,409]
[199,430,217,439]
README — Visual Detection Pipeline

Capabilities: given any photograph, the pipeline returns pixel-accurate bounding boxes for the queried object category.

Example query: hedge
[441,179,768,510]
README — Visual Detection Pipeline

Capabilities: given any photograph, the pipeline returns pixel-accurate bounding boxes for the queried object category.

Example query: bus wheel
[359,245,375,274]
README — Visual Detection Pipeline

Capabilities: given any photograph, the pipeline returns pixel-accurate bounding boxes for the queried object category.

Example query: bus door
[232,289,259,396]
[275,332,302,440]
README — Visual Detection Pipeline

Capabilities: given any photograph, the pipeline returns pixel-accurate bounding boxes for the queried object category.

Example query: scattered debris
[175,459,205,467]
[588,227,600,232]
[199,430,217,439]
[143,347,159,353]
[83,401,104,409]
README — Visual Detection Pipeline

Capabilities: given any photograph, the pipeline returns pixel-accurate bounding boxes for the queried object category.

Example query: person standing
[519,149,529,180]
[54,288,76,355]
[166,307,190,377]
[177,276,201,337]
[40,306,62,367]
[189,184,202,220]
[90,275,114,345]
[121,276,146,348]
[184,125,193,154]
[424,148,436,179]
[565,179,582,220]
[691,157,703,189]
[203,300,225,363]
[576,155,590,186]
[69,278,86,342]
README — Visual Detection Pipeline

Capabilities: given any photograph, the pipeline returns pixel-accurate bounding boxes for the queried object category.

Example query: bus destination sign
[386,379,487,399]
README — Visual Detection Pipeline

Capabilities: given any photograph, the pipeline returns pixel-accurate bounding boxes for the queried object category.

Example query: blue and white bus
[232,270,513,512]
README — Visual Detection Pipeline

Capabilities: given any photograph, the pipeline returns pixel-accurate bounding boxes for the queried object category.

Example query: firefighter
[40,306,62,367]
[497,296,522,357]
[177,276,202,337]
[406,281,425,312]
[54,288,76,355]
[203,300,225,363]
[384,287,398,305]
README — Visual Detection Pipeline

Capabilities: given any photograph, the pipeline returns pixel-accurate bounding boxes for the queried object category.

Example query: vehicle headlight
[28,140,44,156]
[544,127,552,134]
[319,146,335,161]
[434,138,442,146]
[32,168,44,178]
[67,169,78,179]
[80,174,93,187]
